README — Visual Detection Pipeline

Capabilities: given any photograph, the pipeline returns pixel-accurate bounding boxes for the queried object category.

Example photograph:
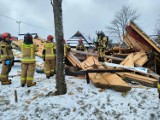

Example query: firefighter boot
[1,79,11,85]
[50,73,54,77]
[21,80,26,87]
[98,57,101,62]
[27,81,36,87]
[50,71,55,77]
[157,83,160,99]
[46,75,50,79]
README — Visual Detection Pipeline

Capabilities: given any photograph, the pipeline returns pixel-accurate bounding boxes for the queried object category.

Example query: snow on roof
[67,31,94,47]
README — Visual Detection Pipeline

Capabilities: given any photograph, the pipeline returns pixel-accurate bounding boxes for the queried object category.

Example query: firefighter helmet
[24,33,33,44]
[1,32,11,39]
[63,39,66,44]
[78,38,83,44]
[47,35,54,42]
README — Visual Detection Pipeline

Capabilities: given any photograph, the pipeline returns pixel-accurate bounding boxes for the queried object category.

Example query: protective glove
[5,59,11,65]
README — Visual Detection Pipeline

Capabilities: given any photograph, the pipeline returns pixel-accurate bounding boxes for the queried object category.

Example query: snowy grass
[0,54,160,120]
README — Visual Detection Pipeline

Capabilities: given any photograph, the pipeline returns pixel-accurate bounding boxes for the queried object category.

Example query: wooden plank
[101,73,131,92]
[81,57,110,88]
[124,34,149,52]
[117,53,157,87]
[81,57,131,92]
[67,52,82,68]
[120,52,148,67]
[71,50,124,61]
[123,73,158,87]
[133,52,148,66]
[120,53,134,67]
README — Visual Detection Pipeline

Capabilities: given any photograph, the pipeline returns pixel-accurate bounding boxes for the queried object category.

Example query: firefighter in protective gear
[96,31,108,62]
[76,38,86,51]
[63,39,70,58]
[158,77,160,99]
[20,33,38,87]
[0,32,14,85]
[42,35,56,79]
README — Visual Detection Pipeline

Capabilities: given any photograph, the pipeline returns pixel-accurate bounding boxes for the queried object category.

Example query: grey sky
[0,0,160,40]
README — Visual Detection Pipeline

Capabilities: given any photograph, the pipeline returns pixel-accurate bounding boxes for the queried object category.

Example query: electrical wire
[0,13,52,32]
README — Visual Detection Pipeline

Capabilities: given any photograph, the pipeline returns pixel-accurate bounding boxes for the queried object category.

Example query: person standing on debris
[0,32,14,85]
[76,38,86,51]
[63,39,70,58]
[42,35,56,79]
[20,33,38,87]
[96,31,108,62]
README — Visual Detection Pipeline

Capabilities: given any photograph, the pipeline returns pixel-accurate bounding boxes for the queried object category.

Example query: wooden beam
[71,50,124,61]
[123,73,158,87]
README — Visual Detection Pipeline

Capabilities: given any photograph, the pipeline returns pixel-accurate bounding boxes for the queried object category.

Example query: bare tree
[106,6,140,44]
[51,0,67,95]
[155,16,160,44]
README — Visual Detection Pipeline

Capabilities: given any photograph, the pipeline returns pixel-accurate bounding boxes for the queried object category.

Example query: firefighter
[96,31,108,62]
[63,39,70,58]
[76,38,86,51]
[0,32,14,85]
[42,35,56,79]
[158,77,160,99]
[20,33,38,87]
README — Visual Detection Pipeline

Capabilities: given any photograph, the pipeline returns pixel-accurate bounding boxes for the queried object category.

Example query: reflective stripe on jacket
[21,43,37,63]
[98,36,108,47]
[76,44,85,51]
[43,42,56,60]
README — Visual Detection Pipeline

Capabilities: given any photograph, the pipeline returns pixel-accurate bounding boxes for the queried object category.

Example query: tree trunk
[52,0,67,95]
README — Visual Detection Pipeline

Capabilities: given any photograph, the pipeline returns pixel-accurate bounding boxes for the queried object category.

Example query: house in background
[66,31,94,49]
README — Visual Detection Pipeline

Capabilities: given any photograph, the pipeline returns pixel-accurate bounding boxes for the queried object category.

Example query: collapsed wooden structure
[11,21,160,93]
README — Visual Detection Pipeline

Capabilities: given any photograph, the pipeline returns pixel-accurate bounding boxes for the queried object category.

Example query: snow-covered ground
[0,50,160,120]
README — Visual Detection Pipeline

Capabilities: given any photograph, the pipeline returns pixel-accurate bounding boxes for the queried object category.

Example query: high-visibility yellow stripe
[22,58,35,62]
[27,77,33,81]
[45,55,55,57]
[0,75,7,78]
[158,83,160,89]
[44,43,53,48]
[20,77,26,81]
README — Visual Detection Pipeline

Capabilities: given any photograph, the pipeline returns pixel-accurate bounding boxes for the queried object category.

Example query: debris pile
[11,21,160,92]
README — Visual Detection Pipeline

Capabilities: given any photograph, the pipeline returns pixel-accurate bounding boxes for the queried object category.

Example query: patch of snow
[0,50,160,120]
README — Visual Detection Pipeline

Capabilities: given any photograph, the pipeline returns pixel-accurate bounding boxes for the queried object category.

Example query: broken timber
[71,49,124,61]
[67,52,82,68]
[81,56,131,92]
[115,52,158,87]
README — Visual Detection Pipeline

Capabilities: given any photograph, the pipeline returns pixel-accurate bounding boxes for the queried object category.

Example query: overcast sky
[0,0,160,40]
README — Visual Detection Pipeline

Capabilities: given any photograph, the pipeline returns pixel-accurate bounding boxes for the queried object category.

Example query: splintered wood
[117,52,158,87]
[81,57,131,92]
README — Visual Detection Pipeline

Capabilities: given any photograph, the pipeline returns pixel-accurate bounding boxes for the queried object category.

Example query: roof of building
[67,31,94,48]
